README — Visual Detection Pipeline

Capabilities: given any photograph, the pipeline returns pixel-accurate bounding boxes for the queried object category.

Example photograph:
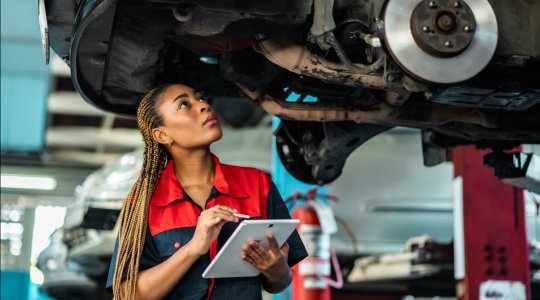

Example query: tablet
[202,219,300,278]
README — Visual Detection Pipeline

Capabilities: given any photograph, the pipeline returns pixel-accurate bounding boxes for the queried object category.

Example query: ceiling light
[1,174,57,191]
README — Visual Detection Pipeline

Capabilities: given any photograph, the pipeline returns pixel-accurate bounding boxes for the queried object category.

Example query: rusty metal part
[385,90,411,106]
[410,0,476,57]
[238,84,495,128]
[254,33,387,90]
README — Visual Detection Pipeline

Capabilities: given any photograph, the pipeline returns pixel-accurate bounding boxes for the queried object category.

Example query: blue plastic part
[285,91,302,102]
[303,95,318,103]
[283,87,319,103]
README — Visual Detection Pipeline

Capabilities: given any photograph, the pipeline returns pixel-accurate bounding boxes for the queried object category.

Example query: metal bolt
[422,25,431,32]
[444,40,454,48]
[428,1,437,8]
[454,1,461,8]
[387,74,396,82]
[464,25,473,32]
[437,14,456,32]
[367,35,382,47]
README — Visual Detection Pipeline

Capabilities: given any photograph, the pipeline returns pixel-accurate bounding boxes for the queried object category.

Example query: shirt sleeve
[105,227,161,294]
[266,182,308,267]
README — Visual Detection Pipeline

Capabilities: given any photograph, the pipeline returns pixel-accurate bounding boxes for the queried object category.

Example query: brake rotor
[382,0,498,84]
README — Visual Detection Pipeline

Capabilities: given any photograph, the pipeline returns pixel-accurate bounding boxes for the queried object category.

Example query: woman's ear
[152,127,172,146]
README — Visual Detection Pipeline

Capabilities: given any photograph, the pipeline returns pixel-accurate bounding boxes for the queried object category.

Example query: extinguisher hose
[317,244,344,289]
[335,216,358,254]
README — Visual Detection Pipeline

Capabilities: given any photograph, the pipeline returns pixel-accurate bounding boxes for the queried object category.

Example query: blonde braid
[112,84,172,299]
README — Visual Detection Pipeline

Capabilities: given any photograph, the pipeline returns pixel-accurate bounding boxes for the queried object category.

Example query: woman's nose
[199,101,209,112]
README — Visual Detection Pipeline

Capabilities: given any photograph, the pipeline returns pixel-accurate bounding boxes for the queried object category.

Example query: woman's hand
[188,205,238,256]
[241,233,290,283]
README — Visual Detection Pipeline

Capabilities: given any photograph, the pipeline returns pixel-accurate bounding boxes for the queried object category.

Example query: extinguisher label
[303,277,328,289]
[299,225,330,258]
[309,201,338,234]
[298,224,331,277]
[299,258,331,276]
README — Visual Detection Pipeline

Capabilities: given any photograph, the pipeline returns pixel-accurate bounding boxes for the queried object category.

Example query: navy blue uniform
[106,154,307,299]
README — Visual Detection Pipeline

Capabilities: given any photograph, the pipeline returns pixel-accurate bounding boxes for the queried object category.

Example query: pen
[233,213,250,219]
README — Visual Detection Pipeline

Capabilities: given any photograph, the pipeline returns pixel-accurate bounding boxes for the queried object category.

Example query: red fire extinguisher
[291,188,343,300]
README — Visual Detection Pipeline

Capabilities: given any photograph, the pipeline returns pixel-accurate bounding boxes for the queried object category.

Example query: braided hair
[112,83,173,299]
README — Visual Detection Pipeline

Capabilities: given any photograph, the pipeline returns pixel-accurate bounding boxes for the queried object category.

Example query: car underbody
[44,0,540,184]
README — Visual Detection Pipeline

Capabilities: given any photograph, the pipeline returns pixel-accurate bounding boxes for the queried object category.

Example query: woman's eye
[198,93,213,103]
[179,101,188,109]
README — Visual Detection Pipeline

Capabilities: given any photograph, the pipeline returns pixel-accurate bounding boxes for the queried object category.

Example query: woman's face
[155,84,222,149]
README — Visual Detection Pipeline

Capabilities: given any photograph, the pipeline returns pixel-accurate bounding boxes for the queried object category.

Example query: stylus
[233,213,251,219]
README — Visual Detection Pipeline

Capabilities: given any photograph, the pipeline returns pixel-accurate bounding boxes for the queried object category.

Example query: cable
[323,33,384,75]
[335,216,358,254]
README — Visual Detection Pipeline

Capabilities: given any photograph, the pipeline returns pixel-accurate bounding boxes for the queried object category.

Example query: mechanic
[106,83,307,299]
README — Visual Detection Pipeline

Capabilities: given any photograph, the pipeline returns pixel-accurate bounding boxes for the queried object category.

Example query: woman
[106,84,307,299]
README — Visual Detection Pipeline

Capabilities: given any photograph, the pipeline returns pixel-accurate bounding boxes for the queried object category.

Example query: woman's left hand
[241,233,290,281]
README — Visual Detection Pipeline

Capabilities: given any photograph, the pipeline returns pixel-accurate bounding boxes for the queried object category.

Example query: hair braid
[112,84,173,299]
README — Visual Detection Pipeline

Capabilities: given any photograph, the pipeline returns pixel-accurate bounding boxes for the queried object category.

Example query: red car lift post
[452,145,531,299]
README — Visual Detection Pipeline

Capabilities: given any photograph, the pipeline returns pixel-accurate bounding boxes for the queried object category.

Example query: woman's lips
[203,115,219,126]
[204,119,218,126]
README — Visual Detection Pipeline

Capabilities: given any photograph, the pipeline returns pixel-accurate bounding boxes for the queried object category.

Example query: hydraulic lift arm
[484,152,540,194]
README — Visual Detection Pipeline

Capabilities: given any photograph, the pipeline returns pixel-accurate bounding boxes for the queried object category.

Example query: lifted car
[42,0,540,184]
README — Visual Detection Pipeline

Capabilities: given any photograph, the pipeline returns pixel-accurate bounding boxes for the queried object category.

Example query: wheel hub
[383,0,498,84]
[410,0,476,57]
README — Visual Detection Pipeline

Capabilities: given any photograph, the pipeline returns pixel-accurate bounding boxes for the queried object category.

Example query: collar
[152,154,248,207]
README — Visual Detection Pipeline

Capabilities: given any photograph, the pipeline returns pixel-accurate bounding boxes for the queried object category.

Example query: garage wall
[327,130,454,254]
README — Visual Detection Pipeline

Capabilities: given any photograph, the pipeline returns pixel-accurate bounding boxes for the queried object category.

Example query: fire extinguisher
[290,188,343,300]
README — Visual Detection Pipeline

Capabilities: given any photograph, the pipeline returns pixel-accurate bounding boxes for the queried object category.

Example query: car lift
[343,146,538,299]
[453,145,538,300]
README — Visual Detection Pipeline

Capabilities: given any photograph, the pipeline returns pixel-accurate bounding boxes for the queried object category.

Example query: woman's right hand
[188,205,239,256]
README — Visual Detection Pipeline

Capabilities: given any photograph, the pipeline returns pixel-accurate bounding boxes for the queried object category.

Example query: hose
[324,32,384,75]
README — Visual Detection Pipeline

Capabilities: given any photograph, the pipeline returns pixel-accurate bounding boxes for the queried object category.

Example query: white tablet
[202,219,300,278]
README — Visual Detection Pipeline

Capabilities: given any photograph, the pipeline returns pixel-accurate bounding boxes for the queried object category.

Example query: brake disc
[382,0,498,84]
